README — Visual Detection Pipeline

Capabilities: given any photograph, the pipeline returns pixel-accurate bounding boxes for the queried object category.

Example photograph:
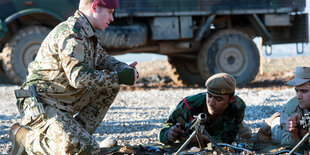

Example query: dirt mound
[121,56,310,91]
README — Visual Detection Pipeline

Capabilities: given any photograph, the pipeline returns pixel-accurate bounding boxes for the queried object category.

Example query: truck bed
[115,0,306,17]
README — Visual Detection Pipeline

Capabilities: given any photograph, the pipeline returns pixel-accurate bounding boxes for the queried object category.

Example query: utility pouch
[15,85,45,117]
[24,97,45,117]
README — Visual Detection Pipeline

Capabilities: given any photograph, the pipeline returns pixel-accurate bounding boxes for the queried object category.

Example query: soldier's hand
[129,61,139,84]
[299,128,307,137]
[168,123,186,143]
[286,114,300,139]
[129,61,137,68]
[133,69,138,84]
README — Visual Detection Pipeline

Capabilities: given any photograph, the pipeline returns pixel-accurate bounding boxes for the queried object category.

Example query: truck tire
[167,56,205,86]
[198,29,260,87]
[97,24,147,48]
[2,26,51,85]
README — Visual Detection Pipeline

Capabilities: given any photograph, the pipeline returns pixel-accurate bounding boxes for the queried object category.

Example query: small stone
[99,136,117,148]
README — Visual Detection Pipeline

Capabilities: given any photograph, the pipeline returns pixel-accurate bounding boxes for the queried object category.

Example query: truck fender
[0,19,8,38]
[4,8,64,25]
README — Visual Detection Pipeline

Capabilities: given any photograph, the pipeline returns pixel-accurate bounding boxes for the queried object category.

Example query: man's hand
[129,61,137,68]
[129,61,139,84]
[167,123,187,143]
[286,114,300,139]
[117,61,139,85]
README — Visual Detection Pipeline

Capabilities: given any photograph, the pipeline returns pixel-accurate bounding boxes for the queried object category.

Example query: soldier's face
[295,82,310,110]
[92,4,114,30]
[206,91,234,117]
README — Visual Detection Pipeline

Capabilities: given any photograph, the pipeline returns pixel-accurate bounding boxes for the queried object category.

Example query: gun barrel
[198,113,207,123]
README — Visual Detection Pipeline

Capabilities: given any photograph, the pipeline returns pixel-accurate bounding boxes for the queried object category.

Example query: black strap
[14,89,33,98]
[14,85,39,99]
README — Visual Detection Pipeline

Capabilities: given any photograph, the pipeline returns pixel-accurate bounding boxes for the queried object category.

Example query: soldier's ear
[228,95,236,104]
[91,2,97,13]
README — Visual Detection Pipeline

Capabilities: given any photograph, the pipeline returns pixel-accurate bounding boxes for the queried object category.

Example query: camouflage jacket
[158,92,246,144]
[20,10,128,114]
[279,97,309,149]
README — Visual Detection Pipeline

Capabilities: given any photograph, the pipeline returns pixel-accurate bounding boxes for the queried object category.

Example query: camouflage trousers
[20,87,120,155]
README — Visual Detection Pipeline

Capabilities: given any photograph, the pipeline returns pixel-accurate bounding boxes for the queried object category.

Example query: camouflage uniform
[158,92,246,144]
[17,10,129,155]
[271,97,308,153]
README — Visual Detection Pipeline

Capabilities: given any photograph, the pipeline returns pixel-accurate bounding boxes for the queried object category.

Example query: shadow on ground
[0,69,13,84]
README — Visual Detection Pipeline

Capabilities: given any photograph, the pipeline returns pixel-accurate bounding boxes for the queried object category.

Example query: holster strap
[14,89,33,98]
[14,85,39,99]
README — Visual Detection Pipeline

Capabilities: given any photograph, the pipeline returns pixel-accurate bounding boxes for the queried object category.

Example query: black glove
[117,68,135,85]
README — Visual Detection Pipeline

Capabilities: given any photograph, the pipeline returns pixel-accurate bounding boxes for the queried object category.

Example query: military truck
[0,0,308,86]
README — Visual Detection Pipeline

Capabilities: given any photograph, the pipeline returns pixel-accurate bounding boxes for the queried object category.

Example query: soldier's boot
[257,112,280,141]
[238,121,252,139]
[9,123,30,155]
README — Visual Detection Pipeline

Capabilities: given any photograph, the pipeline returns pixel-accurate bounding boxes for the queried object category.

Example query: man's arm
[158,100,191,144]
[95,45,139,85]
[279,97,303,147]
[94,44,129,71]
[219,97,245,143]
[59,35,120,88]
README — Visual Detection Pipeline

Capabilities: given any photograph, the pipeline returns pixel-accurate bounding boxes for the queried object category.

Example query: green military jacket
[159,92,246,144]
[19,10,128,114]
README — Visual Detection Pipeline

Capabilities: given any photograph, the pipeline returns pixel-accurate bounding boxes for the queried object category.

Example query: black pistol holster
[14,85,45,117]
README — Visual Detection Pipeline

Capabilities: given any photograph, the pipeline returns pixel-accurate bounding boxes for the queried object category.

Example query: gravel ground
[0,84,297,154]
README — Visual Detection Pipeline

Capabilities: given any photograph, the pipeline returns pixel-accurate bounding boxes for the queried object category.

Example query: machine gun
[173,113,226,155]
[288,113,310,155]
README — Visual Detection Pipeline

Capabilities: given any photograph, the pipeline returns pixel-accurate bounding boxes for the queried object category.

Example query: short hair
[79,0,93,10]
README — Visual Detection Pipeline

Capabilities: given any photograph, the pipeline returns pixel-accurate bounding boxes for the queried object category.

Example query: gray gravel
[0,84,296,154]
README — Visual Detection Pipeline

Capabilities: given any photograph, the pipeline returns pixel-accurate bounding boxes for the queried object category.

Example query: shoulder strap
[183,98,194,120]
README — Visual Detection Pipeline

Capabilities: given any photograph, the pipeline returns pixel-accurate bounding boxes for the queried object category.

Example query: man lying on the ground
[158,73,251,146]
[258,66,310,153]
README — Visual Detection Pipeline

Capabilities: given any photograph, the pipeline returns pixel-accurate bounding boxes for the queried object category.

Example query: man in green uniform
[258,67,310,153]
[9,0,139,154]
[158,73,251,145]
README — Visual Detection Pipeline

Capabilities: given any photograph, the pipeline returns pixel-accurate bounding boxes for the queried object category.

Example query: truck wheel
[2,26,51,85]
[97,24,147,48]
[167,56,205,86]
[198,29,260,87]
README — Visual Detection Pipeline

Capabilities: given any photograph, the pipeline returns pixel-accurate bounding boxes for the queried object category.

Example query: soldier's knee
[63,141,99,155]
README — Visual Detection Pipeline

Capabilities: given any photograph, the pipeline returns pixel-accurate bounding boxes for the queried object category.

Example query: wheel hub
[185,59,200,74]
[22,43,40,70]
[216,46,245,74]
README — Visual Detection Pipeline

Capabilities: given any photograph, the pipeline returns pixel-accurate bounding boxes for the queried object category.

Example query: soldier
[9,0,139,154]
[258,67,310,153]
[158,73,251,145]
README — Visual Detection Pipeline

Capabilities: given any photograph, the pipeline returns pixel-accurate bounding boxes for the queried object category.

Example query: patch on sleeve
[72,22,81,34]
[73,44,85,62]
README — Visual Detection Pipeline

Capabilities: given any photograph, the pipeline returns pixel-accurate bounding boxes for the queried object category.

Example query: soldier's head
[287,67,310,110]
[79,0,118,30]
[205,73,236,117]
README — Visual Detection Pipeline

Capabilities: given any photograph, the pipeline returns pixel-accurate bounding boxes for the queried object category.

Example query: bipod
[173,113,226,155]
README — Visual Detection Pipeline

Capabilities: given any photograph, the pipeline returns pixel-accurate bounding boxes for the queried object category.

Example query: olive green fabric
[158,92,246,144]
[117,68,135,85]
[205,73,236,95]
